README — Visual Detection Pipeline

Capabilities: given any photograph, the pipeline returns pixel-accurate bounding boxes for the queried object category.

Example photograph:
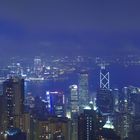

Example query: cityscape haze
[0,0,140,140]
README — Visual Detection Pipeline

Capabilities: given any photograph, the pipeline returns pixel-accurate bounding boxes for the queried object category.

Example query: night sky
[0,0,140,57]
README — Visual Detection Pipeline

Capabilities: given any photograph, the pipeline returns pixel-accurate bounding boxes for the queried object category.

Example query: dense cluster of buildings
[0,55,140,82]
[0,56,140,140]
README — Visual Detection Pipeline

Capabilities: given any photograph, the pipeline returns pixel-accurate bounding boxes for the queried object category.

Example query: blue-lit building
[3,128,26,140]
[45,91,65,117]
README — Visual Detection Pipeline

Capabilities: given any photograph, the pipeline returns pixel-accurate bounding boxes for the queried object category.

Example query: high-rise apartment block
[1,77,24,130]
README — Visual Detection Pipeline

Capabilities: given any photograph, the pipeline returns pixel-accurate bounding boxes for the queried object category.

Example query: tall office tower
[69,85,79,140]
[100,64,110,89]
[0,94,4,135]
[127,86,140,116]
[45,91,65,117]
[33,117,71,140]
[2,77,24,131]
[34,56,42,76]
[115,86,140,139]
[69,85,79,117]
[115,87,132,140]
[129,116,140,140]
[78,108,104,140]
[78,71,89,111]
[0,81,3,95]
[97,65,113,114]
[113,88,120,112]
[96,89,114,114]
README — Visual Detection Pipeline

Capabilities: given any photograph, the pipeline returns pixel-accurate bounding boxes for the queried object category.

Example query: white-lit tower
[78,71,89,111]
[69,85,79,140]
[69,85,79,117]
[97,64,113,114]
[100,64,110,89]
[34,56,42,76]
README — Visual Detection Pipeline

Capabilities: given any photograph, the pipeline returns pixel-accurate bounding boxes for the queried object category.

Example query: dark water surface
[25,65,140,97]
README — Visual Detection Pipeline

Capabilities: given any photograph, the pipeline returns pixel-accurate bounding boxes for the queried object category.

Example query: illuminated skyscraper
[97,65,113,114]
[69,85,79,117]
[116,87,134,139]
[0,94,4,133]
[34,56,42,76]
[126,86,140,116]
[69,85,79,140]
[100,64,110,89]
[2,77,24,131]
[0,81,3,95]
[113,88,120,112]
[78,72,89,111]
[78,108,104,140]
[45,91,65,117]
[101,117,120,140]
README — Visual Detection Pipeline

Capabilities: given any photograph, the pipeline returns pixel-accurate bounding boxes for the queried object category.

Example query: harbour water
[25,64,140,97]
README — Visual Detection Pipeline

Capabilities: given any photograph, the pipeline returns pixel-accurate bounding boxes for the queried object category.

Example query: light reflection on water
[25,65,140,97]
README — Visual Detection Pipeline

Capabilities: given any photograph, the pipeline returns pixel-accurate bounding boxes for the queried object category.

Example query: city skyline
[0,1,140,139]
[0,53,140,139]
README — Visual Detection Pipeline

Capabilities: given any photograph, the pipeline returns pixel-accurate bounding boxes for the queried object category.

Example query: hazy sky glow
[0,0,140,57]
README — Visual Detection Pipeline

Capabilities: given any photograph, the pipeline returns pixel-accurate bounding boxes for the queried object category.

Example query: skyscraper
[97,65,113,114]
[101,117,120,140]
[116,87,134,139]
[2,77,24,131]
[78,108,104,140]
[96,89,114,114]
[78,71,89,111]
[0,94,4,134]
[99,64,110,89]
[34,56,42,76]
[69,85,79,140]
[113,88,120,112]
[45,91,66,117]
[69,85,79,117]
